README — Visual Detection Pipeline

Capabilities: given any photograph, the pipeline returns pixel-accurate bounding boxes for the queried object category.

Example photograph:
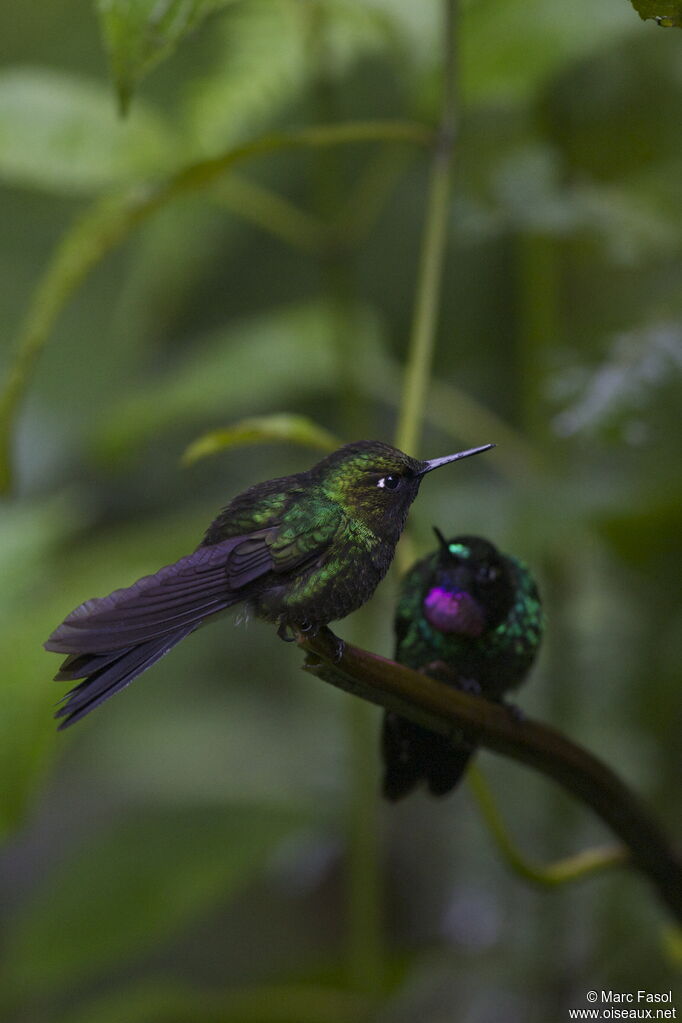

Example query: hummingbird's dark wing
[46,513,342,727]
[46,540,247,655]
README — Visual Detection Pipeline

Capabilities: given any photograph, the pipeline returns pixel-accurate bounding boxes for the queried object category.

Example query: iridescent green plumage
[46,441,493,727]
[383,532,544,799]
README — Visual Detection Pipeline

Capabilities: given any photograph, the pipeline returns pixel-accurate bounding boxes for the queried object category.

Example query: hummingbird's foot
[288,622,344,663]
[279,619,319,642]
[295,620,318,644]
[319,625,345,664]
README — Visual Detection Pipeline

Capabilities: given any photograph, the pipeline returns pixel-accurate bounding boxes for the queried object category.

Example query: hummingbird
[382,530,544,800]
[46,440,493,728]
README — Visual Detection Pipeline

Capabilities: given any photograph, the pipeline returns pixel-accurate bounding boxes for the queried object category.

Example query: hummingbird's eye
[377,474,401,491]
[477,564,498,584]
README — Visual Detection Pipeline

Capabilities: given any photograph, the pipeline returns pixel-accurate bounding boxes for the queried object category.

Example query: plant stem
[468,764,628,885]
[210,174,327,253]
[0,119,430,494]
[395,0,458,458]
[361,353,538,484]
[300,629,682,925]
[386,0,562,909]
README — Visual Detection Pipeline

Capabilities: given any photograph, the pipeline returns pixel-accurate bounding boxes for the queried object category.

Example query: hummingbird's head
[421,531,516,636]
[313,441,493,540]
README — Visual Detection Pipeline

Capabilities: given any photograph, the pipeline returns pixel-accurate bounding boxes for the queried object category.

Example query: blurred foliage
[96,0,240,114]
[0,1,681,1022]
[0,68,174,192]
[631,0,682,27]
[4,806,305,998]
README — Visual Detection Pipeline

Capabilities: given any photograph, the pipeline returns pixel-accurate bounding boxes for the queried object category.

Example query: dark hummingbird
[382,530,544,800]
[46,440,493,728]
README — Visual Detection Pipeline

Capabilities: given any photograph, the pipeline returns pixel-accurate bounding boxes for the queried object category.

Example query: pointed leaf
[95,0,239,113]
[183,414,340,465]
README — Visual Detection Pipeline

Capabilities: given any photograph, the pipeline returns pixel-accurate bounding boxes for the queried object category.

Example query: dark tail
[381,712,475,801]
[45,541,243,727]
[52,626,197,728]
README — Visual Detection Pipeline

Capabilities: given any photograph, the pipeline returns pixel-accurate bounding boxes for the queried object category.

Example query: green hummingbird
[46,441,493,728]
[382,529,544,800]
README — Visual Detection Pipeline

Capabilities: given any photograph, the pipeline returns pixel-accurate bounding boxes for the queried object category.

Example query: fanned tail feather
[45,539,248,727]
[54,625,196,729]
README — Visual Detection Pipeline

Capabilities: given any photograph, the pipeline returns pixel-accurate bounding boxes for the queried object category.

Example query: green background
[0,1,680,1020]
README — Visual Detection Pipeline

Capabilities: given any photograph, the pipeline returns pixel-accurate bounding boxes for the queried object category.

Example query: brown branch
[299,629,682,925]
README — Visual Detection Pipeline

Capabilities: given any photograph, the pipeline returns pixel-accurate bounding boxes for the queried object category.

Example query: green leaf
[631,0,682,27]
[0,68,173,193]
[96,0,238,114]
[183,413,340,465]
[3,805,305,996]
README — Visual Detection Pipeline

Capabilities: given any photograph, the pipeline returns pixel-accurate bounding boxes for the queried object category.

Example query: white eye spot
[377,475,400,491]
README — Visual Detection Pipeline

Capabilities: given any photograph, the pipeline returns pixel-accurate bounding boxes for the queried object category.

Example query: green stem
[0,119,430,494]
[395,0,458,458]
[210,174,326,253]
[361,354,539,484]
[468,764,628,885]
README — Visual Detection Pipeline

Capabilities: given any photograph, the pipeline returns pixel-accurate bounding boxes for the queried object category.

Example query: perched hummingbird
[382,530,543,800]
[46,441,493,728]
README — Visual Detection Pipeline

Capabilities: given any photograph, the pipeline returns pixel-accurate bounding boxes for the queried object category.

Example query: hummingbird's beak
[418,444,495,476]
[432,526,450,551]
